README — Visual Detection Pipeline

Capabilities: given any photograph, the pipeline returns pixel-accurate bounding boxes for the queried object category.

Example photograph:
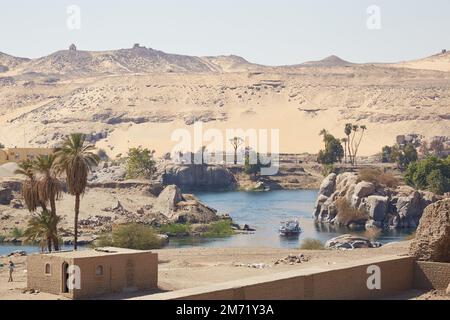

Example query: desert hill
[7,45,264,77]
[0,46,449,157]
[0,52,29,73]
[300,55,354,68]
[391,50,450,72]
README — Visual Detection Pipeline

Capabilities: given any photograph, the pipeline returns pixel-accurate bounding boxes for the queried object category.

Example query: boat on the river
[279,219,302,236]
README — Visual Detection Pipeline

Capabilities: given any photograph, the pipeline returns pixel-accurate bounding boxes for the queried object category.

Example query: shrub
[404,156,450,195]
[126,147,156,179]
[381,146,393,163]
[335,197,368,226]
[322,164,339,177]
[300,238,325,250]
[363,228,381,241]
[10,227,24,238]
[203,220,234,238]
[96,223,164,250]
[358,168,400,188]
[159,223,191,236]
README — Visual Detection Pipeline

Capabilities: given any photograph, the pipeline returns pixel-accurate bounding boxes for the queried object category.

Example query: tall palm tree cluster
[15,133,100,252]
[343,123,367,166]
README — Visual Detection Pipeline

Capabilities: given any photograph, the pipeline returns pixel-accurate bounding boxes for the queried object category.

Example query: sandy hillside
[391,50,450,72]
[0,47,449,157]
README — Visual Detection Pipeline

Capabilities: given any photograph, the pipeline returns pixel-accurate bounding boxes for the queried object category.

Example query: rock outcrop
[161,164,236,191]
[153,185,220,224]
[325,234,382,250]
[314,172,442,230]
[409,199,450,262]
[0,186,12,205]
[153,185,183,217]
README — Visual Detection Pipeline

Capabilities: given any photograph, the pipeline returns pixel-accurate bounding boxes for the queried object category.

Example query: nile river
[0,190,415,255]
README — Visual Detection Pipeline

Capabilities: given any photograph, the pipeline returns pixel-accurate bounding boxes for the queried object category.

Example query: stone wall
[133,256,416,300]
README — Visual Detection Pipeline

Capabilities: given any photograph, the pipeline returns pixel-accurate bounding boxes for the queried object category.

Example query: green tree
[317,133,344,165]
[125,147,156,179]
[404,156,450,194]
[24,210,61,253]
[33,155,62,251]
[427,169,446,194]
[402,143,419,168]
[14,159,40,213]
[55,133,100,250]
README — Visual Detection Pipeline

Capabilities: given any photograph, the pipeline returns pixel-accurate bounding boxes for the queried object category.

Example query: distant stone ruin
[442,49,447,54]
[69,44,77,51]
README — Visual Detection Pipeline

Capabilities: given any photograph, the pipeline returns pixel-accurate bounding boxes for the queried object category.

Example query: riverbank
[0,241,448,300]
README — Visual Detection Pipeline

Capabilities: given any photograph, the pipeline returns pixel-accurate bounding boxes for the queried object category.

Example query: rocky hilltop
[314,172,443,230]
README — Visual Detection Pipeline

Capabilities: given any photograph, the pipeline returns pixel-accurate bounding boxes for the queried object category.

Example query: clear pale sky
[0,0,448,65]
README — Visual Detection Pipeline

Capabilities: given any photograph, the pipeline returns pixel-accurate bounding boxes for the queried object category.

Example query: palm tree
[14,159,40,213]
[55,133,100,250]
[341,138,348,163]
[319,129,328,149]
[344,123,353,164]
[353,125,367,166]
[33,154,62,251]
[24,210,61,253]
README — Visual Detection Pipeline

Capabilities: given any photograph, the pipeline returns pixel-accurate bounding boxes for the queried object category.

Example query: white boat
[279,219,302,236]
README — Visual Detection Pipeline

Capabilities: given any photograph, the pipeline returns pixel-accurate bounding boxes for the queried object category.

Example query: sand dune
[0,47,449,157]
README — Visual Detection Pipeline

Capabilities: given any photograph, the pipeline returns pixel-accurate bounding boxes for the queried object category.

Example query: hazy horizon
[0,0,449,65]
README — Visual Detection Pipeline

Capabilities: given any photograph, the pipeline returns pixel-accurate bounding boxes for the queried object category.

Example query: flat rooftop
[34,247,152,259]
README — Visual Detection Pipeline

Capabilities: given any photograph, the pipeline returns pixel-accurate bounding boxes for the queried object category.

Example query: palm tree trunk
[74,193,80,251]
[50,197,59,251]
[344,142,347,163]
[47,237,52,253]
[234,148,238,165]
[346,134,352,165]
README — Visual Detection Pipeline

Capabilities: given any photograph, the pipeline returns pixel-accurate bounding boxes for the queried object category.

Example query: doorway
[62,262,69,293]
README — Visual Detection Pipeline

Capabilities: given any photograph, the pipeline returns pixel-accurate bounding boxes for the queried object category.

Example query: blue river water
[168,190,415,249]
[0,190,414,255]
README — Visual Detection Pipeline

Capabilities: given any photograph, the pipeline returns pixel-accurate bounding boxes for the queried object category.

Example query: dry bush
[335,197,368,225]
[300,238,325,250]
[358,168,400,188]
[363,228,382,241]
